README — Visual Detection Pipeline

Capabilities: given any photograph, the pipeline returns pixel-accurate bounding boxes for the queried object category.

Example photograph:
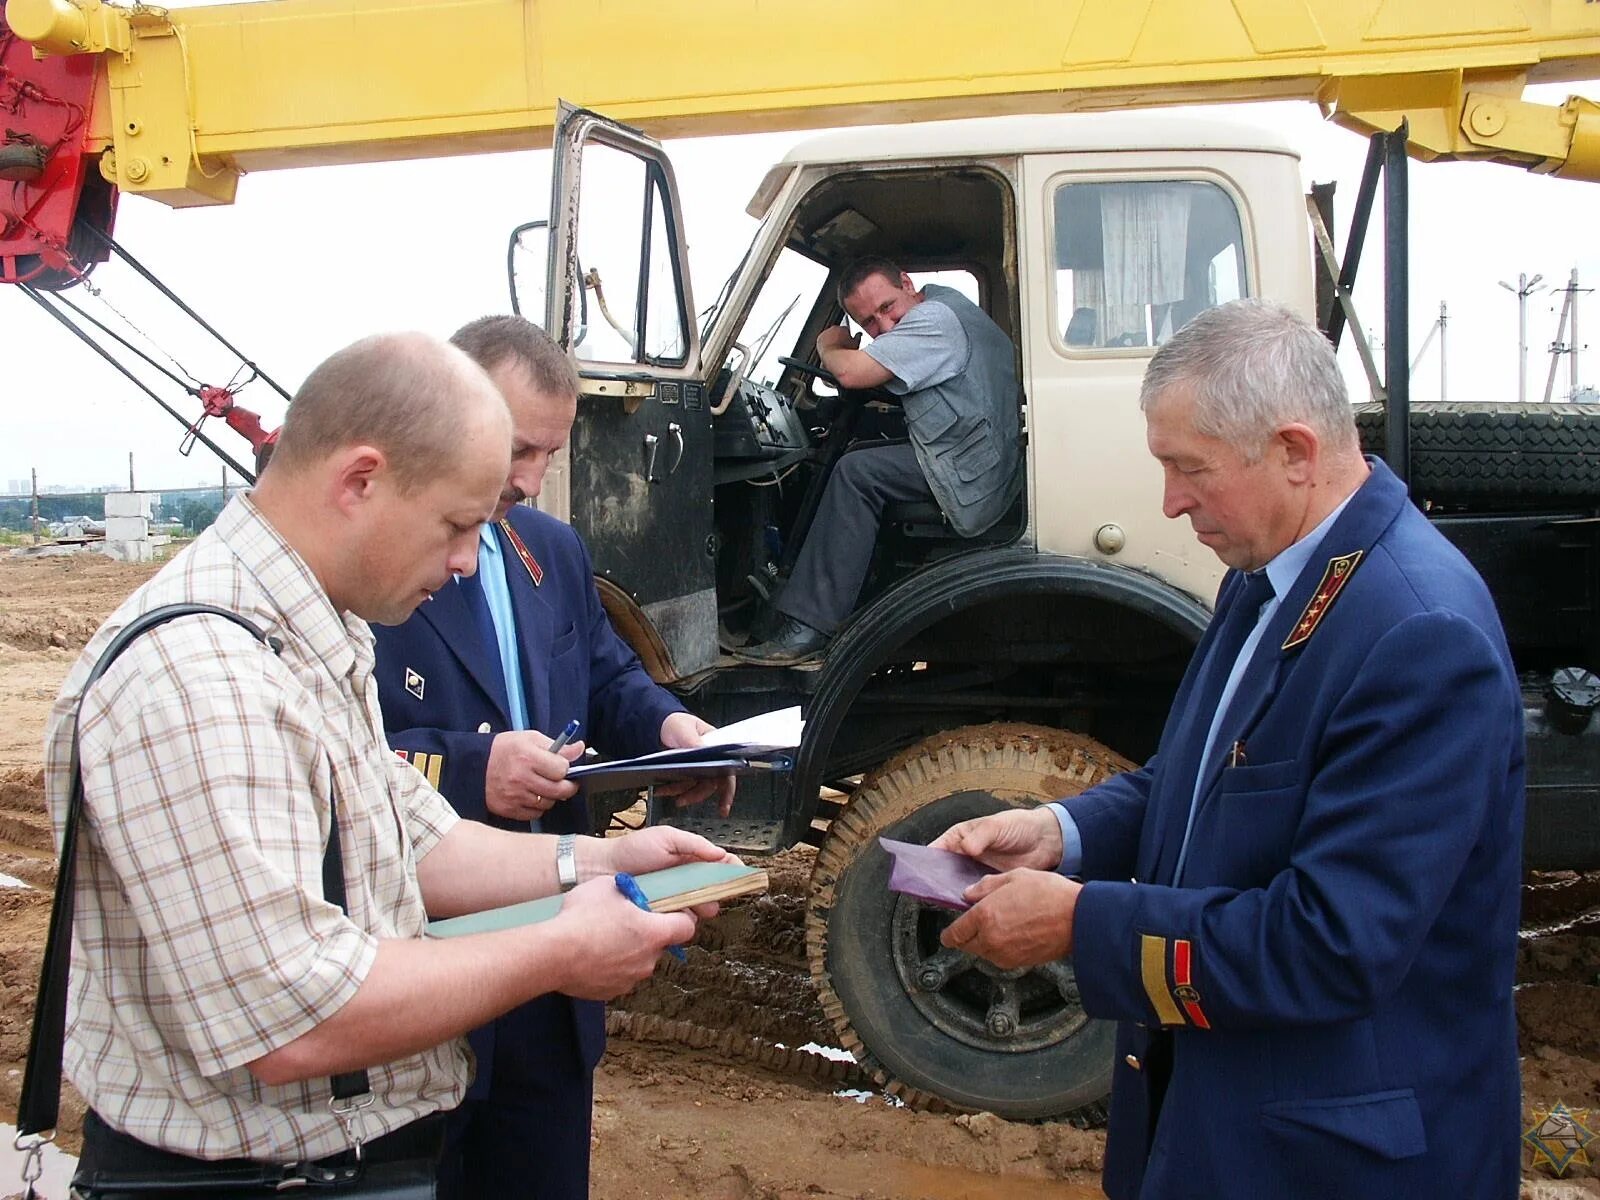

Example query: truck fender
[789,547,1211,836]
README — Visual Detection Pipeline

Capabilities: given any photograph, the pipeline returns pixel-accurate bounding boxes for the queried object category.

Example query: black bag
[11,604,438,1200]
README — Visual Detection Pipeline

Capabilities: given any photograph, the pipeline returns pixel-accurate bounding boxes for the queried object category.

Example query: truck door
[543,102,715,680]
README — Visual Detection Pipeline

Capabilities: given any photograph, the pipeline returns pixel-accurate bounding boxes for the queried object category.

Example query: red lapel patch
[498,519,544,588]
[1281,550,1363,652]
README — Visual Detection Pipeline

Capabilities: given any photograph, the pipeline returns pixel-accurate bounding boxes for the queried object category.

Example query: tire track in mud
[607,847,858,1094]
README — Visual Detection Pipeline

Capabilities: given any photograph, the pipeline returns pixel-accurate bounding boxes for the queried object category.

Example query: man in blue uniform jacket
[372,316,731,1200]
[935,300,1524,1200]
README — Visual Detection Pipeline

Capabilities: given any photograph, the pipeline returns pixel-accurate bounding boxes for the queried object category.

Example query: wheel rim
[890,891,1087,1053]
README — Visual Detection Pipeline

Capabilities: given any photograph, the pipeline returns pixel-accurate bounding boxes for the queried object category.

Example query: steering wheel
[778,355,842,390]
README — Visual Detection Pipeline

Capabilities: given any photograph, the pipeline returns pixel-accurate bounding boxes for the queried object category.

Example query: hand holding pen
[484,719,586,822]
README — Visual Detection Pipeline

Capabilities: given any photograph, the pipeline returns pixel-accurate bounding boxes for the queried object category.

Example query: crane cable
[79,222,292,404]
[14,222,295,483]
[19,282,260,483]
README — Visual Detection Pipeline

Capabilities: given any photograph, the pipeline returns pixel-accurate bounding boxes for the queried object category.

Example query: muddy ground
[0,550,1597,1198]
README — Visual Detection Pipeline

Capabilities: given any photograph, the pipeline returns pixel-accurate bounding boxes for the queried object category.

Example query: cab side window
[1052,180,1246,350]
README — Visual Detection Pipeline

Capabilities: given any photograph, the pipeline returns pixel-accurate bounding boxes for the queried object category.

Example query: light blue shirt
[1053,493,1356,879]
[475,525,530,733]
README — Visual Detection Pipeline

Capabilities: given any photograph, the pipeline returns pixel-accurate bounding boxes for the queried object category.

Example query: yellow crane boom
[6,0,1600,211]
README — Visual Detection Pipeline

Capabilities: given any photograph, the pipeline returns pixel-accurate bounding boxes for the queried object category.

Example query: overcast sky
[4,74,1597,493]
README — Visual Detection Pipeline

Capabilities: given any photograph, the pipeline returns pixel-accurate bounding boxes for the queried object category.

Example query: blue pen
[548,718,581,754]
[614,872,687,961]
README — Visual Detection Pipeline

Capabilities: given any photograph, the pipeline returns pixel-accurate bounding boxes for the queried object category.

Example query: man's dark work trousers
[775,441,933,633]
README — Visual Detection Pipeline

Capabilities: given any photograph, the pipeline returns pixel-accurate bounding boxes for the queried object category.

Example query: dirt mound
[0,554,154,649]
[0,767,52,854]
[0,610,100,653]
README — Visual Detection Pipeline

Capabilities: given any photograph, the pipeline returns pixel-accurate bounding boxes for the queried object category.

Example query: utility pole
[1500,272,1545,404]
[128,451,135,493]
[1576,268,1584,396]
[30,468,40,545]
[1410,302,1448,402]
[1543,270,1593,402]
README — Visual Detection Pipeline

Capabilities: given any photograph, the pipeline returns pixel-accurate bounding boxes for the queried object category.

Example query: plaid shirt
[43,495,470,1161]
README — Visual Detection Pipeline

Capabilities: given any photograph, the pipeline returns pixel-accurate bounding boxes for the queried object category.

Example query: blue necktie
[1153,569,1276,884]
[455,568,508,710]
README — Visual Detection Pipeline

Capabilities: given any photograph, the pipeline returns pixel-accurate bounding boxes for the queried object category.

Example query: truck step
[654,815,787,854]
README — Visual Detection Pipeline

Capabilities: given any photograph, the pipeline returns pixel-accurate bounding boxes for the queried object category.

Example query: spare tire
[1354,402,1600,504]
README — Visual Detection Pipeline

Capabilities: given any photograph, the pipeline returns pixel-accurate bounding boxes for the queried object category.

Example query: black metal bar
[1326,134,1386,350]
[21,286,258,483]
[1309,181,1338,334]
[1383,122,1411,491]
[82,225,293,401]
[635,169,655,360]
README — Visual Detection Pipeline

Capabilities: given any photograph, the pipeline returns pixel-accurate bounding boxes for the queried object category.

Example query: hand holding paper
[929,804,1065,872]
[940,869,1082,970]
[880,837,996,911]
[890,818,1082,971]
[566,705,803,794]
[654,711,737,815]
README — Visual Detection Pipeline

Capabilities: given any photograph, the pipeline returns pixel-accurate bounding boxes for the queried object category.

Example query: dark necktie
[455,568,508,706]
[1152,569,1275,884]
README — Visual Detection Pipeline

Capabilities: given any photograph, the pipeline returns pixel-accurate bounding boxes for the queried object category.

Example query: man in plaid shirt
[44,332,728,1179]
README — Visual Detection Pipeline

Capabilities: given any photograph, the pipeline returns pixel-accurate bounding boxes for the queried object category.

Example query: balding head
[252,333,512,623]
[267,332,506,490]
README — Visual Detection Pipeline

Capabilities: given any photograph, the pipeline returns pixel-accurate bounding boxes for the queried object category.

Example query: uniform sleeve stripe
[1141,934,1186,1026]
[424,754,442,790]
[1173,938,1211,1029]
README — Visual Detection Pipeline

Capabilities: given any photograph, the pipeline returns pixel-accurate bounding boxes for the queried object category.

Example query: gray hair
[267,332,503,492]
[1140,299,1357,460]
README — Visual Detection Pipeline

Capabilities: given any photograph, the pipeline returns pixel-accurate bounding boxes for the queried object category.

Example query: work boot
[733,615,829,665]
[747,601,787,644]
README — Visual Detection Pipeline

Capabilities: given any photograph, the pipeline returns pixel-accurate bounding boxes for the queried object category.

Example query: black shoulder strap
[14,603,312,1136]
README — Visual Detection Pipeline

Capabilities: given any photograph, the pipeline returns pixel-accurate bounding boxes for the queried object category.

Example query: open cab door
[538,102,715,680]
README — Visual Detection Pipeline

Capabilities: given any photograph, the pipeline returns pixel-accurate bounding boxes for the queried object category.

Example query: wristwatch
[555,833,579,893]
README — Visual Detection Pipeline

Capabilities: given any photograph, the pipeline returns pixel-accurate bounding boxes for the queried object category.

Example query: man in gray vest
[738,257,1021,664]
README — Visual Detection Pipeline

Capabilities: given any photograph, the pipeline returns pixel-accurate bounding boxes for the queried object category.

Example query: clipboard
[568,752,793,794]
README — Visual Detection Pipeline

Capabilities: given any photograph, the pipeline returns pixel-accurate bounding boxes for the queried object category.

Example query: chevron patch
[1282,550,1363,651]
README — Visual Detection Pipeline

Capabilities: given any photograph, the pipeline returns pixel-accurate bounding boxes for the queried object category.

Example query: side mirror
[506,219,549,321]
[506,218,589,346]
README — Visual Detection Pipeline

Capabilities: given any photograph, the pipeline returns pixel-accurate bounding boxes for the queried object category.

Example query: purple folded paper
[880,836,996,911]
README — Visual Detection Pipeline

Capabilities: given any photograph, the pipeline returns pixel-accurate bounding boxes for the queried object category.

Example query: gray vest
[900,284,1021,537]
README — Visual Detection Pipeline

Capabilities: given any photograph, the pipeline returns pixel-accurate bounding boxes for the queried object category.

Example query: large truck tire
[806,724,1133,1121]
[1354,402,1600,503]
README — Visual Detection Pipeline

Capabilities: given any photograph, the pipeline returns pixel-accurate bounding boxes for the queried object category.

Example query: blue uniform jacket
[372,505,684,1099]
[1059,459,1524,1200]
